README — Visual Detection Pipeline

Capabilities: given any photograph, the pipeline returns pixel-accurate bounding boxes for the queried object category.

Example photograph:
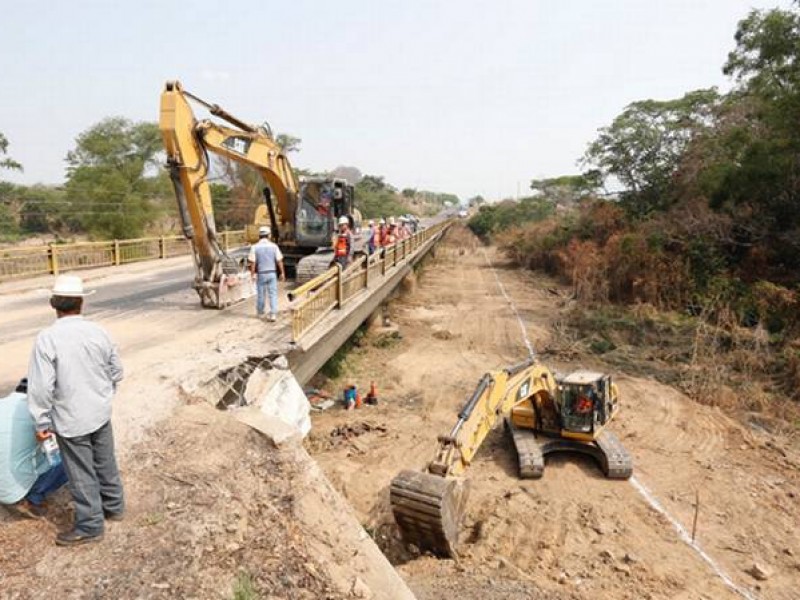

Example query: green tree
[275,133,301,153]
[0,132,22,172]
[65,117,169,239]
[584,89,721,217]
[355,175,408,219]
[0,133,23,237]
[468,196,555,238]
[693,6,800,272]
[401,188,417,198]
[530,171,602,205]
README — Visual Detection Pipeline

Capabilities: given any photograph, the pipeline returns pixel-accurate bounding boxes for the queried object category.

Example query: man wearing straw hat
[27,274,125,546]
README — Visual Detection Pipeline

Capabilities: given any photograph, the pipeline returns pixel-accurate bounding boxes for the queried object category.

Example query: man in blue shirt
[248,226,286,322]
[0,378,68,519]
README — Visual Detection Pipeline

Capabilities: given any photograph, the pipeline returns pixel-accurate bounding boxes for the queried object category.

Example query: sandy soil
[0,402,413,599]
[307,226,800,600]
[2,225,799,599]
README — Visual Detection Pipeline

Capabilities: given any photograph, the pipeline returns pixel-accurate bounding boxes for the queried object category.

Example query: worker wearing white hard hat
[248,224,285,322]
[333,214,354,269]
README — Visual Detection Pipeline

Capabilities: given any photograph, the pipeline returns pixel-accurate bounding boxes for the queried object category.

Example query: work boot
[268,314,277,322]
[104,510,125,522]
[14,499,47,519]
[55,530,104,547]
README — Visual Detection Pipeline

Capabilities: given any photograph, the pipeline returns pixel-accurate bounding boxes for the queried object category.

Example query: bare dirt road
[308,226,800,600]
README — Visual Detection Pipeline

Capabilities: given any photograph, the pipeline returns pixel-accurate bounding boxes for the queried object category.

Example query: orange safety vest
[335,233,350,257]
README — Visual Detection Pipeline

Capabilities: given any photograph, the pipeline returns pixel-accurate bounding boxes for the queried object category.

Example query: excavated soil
[0,404,353,599]
[308,226,800,600]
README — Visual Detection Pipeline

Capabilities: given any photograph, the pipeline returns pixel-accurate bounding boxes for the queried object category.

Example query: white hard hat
[379,218,386,225]
[338,216,349,225]
[258,225,270,236]
[389,217,396,225]
[51,274,95,297]
[368,220,374,226]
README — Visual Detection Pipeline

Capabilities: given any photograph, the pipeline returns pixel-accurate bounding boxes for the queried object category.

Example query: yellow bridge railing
[0,230,247,283]
[289,219,453,342]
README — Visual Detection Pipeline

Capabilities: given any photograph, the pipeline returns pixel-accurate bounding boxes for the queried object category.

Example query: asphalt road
[0,260,198,348]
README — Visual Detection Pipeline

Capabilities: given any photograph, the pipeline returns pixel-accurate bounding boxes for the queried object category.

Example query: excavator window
[297,183,331,242]
[561,385,596,433]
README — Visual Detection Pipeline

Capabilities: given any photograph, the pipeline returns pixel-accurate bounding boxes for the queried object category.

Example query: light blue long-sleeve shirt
[27,315,123,438]
[0,392,49,504]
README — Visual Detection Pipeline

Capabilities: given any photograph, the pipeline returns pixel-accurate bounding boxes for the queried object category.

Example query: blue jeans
[256,272,278,316]
[26,463,68,505]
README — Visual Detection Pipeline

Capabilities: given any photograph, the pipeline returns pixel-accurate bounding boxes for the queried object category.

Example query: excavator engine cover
[390,470,470,557]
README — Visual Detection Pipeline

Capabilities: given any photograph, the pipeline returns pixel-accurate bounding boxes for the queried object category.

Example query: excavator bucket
[389,470,470,558]
[195,271,254,309]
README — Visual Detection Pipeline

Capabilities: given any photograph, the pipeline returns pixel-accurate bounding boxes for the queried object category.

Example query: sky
[0,0,794,202]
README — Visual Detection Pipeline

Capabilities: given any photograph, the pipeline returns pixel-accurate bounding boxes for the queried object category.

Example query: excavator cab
[557,371,616,437]
[295,178,356,247]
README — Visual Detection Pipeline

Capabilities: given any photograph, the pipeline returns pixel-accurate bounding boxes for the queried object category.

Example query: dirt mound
[0,403,414,600]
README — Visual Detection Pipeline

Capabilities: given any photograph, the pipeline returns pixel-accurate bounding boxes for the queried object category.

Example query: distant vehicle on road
[458,209,468,219]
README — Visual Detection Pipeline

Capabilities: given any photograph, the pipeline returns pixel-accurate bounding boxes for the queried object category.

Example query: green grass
[232,571,258,600]
[320,326,366,379]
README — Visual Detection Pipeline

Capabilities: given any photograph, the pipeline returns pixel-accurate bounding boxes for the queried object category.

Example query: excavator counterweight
[389,358,632,557]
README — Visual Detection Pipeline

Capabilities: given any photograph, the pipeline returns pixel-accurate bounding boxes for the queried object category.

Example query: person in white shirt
[248,226,286,321]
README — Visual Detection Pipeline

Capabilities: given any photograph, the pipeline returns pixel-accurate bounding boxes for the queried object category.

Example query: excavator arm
[159,80,298,308]
[390,358,631,557]
[390,358,558,556]
[428,359,557,477]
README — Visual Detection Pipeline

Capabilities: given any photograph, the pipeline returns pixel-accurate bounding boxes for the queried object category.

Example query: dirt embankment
[307,225,800,600]
[1,401,417,600]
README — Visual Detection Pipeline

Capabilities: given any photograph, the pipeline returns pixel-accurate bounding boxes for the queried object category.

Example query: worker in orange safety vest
[333,216,353,269]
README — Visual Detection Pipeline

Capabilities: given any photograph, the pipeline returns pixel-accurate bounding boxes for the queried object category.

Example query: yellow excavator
[159,81,360,308]
[390,358,632,557]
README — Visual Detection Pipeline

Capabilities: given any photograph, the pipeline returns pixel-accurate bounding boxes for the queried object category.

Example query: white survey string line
[480,247,756,600]
[480,248,536,359]
[629,477,756,600]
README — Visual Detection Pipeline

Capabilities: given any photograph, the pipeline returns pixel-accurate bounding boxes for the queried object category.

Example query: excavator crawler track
[507,419,544,478]
[595,431,633,479]
[296,252,335,284]
[389,470,469,558]
[506,419,632,480]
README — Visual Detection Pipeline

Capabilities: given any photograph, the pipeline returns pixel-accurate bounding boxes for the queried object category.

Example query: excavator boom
[158,81,299,308]
[390,358,632,557]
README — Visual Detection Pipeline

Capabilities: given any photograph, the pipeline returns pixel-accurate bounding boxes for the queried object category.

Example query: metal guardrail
[0,230,246,282]
[289,219,453,342]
